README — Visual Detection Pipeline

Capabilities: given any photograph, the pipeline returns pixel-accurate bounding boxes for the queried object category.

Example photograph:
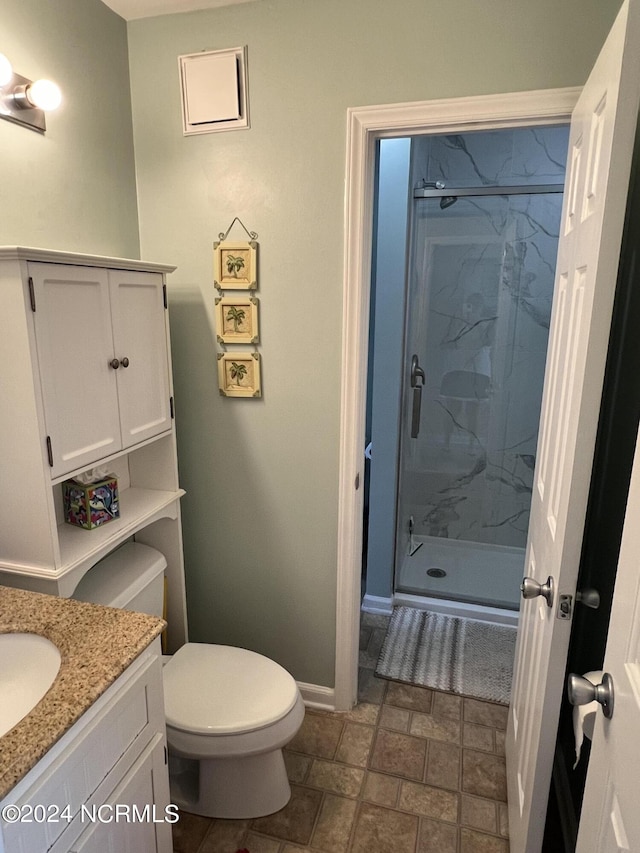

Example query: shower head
[440,196,457,210]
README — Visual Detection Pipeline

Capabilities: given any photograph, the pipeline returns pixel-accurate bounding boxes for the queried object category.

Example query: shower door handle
[410,354,425,388]
[411,387,422,438]
[410,355,425,438]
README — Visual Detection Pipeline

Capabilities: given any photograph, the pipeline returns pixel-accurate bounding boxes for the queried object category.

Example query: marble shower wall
[400,126,568,549]
[413,125,569,188]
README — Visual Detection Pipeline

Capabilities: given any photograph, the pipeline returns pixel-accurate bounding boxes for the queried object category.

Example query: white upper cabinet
[29,263,171,479]
[0,248,188,649]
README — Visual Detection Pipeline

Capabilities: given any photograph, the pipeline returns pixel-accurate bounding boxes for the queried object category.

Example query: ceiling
[101,0,255,21]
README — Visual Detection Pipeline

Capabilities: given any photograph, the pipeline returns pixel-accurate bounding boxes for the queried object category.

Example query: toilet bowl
[72,542,305,819]
[164,642,305,817]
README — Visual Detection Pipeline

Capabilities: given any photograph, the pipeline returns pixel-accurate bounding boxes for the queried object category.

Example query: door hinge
[28,277,36,312]
[164,745,168,765]
[163,284,168,309]
[169,396,174,419]
[46,436,53,467]
[557,593,573,620]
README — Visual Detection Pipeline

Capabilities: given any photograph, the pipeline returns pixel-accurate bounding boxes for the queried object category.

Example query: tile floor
[171,613,510,853]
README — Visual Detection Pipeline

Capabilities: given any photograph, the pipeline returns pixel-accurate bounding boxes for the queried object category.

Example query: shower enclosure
[393,128,568,612]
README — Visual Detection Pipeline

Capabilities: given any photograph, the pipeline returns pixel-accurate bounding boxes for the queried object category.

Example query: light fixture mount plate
[0,71,46,133]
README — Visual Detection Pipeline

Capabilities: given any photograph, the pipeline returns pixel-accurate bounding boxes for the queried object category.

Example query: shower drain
[426,567,447,579]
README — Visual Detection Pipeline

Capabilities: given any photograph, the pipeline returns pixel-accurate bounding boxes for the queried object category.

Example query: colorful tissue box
[62,477,120,530]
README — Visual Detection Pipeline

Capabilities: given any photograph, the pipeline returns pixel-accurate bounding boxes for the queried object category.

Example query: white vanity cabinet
[0,248,187,651]
[29,263,172,479]
[0,641,173,853]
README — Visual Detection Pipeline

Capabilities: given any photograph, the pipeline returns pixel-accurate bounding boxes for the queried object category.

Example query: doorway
[335,88,580,712]
[338,10,640,849]
[365,126,568,621]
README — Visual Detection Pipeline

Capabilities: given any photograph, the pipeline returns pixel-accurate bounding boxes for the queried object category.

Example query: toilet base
[169,748,292,819]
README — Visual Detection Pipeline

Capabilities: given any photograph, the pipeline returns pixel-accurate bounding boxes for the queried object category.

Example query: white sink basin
[0,633,61,738]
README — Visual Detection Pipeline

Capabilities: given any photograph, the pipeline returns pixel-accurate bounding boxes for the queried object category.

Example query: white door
[573,425,640,851]
[29,263,122,478]
[506,1,640,850]
[109,270,172,449]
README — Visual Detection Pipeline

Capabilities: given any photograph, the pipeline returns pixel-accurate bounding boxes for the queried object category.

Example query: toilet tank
[72,542,167,617]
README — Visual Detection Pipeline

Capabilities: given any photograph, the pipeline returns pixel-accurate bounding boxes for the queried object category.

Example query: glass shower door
[395,190,563,609]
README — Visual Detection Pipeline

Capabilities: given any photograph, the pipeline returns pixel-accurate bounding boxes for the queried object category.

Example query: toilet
[72,542,305,819]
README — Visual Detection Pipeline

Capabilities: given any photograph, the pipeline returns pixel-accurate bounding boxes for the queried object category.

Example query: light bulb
[26,79,62,111]
[0,54,13,88]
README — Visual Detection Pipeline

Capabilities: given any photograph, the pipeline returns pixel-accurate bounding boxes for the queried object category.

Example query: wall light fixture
[0,53,62,133]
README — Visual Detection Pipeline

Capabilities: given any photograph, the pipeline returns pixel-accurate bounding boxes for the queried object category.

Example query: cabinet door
[69,736,173,853]
[29,263,122,478]
[109,271,172,449]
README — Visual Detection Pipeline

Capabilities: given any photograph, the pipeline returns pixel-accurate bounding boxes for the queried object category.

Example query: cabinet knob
[109,358,120,370]
[121,357,130,368]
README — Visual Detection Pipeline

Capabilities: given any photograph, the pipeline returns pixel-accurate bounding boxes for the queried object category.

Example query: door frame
[334,87,581,711]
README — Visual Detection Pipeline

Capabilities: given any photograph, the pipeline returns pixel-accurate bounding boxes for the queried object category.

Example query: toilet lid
[163,643,300,735]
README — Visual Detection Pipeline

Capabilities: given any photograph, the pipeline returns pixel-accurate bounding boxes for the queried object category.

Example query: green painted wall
[1,0,139,256]
[127,0,621,689]
[0,0,621,691]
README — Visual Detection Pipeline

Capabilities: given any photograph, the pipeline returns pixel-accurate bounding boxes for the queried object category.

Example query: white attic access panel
[179,46,249,134]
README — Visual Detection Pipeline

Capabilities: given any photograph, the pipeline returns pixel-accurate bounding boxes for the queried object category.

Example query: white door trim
[335,87,581,711]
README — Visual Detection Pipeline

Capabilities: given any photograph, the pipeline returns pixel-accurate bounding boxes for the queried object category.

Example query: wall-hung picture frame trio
[214,227,262,397]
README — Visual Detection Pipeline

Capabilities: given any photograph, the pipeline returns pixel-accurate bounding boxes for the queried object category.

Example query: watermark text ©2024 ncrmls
[0,803,180,824]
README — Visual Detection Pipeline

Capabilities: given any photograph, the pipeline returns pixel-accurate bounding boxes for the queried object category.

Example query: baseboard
[297,681,336,711]
[361,594,394,615]
[393,592,519,627]
[362,591,518,626]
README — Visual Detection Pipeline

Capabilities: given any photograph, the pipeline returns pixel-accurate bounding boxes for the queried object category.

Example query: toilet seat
[163,643,300,735]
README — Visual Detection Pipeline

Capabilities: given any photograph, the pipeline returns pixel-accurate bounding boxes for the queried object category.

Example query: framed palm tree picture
[218,351,262,397]
[215,296,259,344]
[214,239,257,290]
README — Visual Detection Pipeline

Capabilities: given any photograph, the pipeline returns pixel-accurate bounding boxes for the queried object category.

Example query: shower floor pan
[397,535,524,611]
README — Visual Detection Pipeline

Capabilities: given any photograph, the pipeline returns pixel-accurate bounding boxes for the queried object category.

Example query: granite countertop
[0,585,165,800]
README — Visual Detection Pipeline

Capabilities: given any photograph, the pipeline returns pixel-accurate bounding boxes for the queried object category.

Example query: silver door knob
[521,575,555,608]
[567,672,614,719]
[576,587,600,609]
